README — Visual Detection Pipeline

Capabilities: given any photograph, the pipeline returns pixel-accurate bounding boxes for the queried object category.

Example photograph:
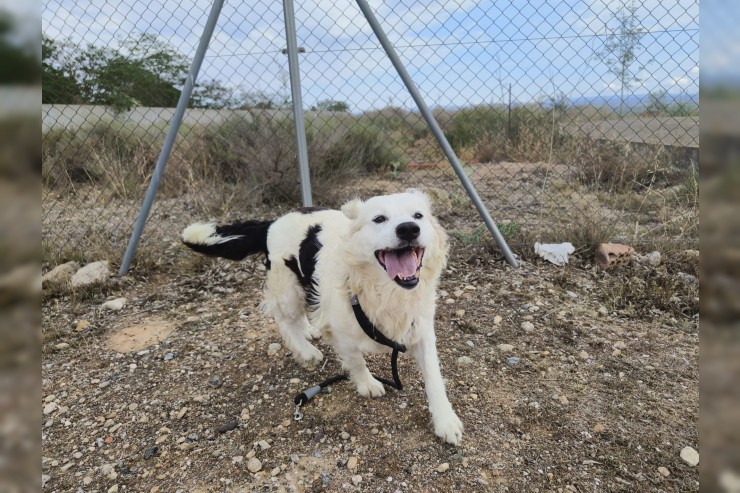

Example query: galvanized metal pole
[354,0,519,267]
[283,0,313,207]
[118,0,225,276]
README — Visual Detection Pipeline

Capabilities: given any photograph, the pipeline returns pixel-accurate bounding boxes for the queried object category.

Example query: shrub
[324,122,400,173]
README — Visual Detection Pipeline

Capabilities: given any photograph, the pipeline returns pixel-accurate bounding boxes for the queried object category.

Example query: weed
[451,225,487,246]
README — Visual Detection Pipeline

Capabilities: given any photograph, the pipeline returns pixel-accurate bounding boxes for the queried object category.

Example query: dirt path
[41,246,698,492]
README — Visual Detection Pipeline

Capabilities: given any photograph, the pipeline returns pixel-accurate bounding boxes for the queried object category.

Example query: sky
[40,0,699,111]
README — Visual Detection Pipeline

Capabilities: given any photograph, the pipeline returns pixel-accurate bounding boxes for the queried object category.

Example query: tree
[41,33,236,110]
[311,100,350,112]
[42,37,82,103]
[594,1,650,114]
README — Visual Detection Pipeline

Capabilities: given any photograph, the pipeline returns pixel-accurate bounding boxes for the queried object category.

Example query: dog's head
[342,189,447,290]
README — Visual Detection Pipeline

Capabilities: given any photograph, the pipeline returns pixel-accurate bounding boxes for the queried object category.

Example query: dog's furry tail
[181,220,273,261]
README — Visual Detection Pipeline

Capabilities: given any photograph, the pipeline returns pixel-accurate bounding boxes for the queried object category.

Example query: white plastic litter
[534,242,575,266]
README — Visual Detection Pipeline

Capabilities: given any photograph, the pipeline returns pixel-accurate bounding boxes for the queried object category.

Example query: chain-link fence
[41,0,699,268]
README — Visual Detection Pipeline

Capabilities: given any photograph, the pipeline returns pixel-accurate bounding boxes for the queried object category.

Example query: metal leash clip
[293,403,303,421]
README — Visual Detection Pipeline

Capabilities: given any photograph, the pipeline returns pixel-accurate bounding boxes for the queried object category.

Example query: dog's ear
[405,188,432,210]
[341,198,364,220]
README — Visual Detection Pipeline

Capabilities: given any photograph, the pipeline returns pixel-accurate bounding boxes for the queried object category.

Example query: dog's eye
[413,212,423,219]
[372,215,387,224]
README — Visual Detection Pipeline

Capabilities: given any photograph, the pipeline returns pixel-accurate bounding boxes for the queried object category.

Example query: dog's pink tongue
[384,250,417,279]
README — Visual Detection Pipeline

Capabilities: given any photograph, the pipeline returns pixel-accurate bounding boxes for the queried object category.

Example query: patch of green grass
[451,225,487,246]
[497,221,522,239]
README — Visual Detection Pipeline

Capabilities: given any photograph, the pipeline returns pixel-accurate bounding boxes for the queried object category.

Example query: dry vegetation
[42,104,697,271]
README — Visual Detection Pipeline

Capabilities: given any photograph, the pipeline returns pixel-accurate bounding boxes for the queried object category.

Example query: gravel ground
[41,244,699,493]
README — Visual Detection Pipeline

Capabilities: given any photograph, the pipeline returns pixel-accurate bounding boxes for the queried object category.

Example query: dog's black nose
[396,221,420,241]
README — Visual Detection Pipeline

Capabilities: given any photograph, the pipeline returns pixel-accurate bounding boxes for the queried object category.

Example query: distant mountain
[568,92,699,110]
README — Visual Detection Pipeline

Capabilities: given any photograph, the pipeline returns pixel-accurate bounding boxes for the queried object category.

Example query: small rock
[70,261,110,288]
[271,466,281,477]
[445,298,455,305]
[76,320,91,331]
[217,421,238,433]
[466,340,474,347]
[256,440,271,451]
[455,309,466,317]
[101,298,127,311]
[680,446,699,466]
[593,423,606,433]
[43,402,58,415]
[108,485,119,493]
[207,376,223,389]
[597,306,608,316]
[453,290,464,297]
[437,462,450,473]
[658,466,670,477]
[164,352,175,361]
[99,381,110,389]
[352,474,363,486]
[100,464,116,478]
[42,474,50,488]
[497,344,514,352]
[578,350,590,360]
[613,341,626,350]
[506,357,520,366]
[176,407,188,419]
[347,456,358,470]
[520,321,534,333]
[82,476,93,485]
[247,457,262,473]
[493,315,502,325]
[268,342,282,352]
[143,447,159,460]
[109,423,121,433]
[54,343,69,350]
[645,251,662,266]
[42,261,80,287]
[558,395,569,405]
[340,431,350,440]
[232,456,244,464]
[457,356,473,366]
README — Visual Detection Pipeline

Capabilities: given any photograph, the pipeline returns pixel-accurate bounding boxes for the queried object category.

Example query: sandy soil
[41,240,698,492]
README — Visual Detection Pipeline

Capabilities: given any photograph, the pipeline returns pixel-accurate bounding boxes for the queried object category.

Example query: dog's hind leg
[261,267,323,367]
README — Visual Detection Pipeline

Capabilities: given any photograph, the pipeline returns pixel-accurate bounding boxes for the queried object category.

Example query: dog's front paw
[304,325,322,340]
[355,376,386,398]
[294,345,323,368]
[433,410,464,445]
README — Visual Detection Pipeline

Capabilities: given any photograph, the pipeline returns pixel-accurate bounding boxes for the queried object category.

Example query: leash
[293,295,407,421]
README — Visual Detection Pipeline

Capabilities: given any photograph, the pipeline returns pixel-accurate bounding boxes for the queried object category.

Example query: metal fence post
[354,0,519,267]
[283,0,313,207]
[117,0,225,276]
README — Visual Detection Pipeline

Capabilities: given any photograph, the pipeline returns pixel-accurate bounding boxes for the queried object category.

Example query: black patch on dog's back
[296,207,329,214]
[284,224,323,309]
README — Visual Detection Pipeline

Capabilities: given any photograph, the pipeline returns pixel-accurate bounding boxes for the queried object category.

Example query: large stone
[42,262,80,287]
[71,261,110,288]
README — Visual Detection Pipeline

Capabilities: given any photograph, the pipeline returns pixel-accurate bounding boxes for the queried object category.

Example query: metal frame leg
[354,0,519,267]
[118,0,226,276]
[283,0,313,207]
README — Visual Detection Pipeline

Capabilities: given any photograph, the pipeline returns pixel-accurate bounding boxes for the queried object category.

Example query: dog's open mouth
[374,246,425,289]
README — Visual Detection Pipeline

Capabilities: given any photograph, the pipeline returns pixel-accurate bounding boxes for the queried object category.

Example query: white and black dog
[181,190,463,445]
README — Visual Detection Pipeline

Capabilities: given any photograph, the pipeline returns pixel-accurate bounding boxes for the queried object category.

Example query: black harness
[293,295,407,420]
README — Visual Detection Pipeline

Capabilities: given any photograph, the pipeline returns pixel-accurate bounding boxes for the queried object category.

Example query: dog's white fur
[184,190,463,444]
